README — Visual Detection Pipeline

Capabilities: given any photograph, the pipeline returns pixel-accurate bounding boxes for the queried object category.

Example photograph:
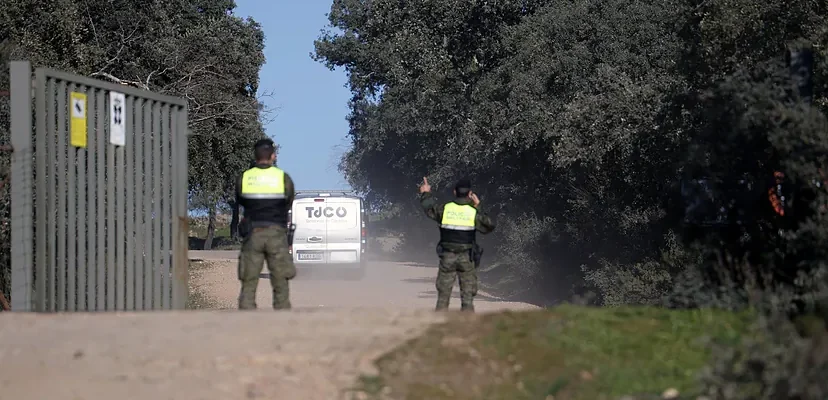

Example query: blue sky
[234,1,352,191]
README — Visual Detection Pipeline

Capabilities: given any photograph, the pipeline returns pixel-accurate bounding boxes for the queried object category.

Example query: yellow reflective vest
[439,202,477,244]
[241,166,285,199]
[239,166,287,225]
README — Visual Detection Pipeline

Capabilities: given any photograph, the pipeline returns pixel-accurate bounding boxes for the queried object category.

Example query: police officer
[419,176,495,311]
[235,138,296,310]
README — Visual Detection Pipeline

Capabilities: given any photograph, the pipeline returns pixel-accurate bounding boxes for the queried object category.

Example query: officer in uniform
[419,176,495,311]
[236,138,296,310]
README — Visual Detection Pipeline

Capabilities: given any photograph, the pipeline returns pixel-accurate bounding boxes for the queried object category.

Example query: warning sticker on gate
[109,91,126,146]
[69,92,87,148]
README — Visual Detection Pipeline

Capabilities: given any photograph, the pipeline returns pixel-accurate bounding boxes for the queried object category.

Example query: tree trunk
[230,200,240,239]
[204,205,216,250]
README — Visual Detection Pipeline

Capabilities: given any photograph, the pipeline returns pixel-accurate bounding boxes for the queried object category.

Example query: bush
[584,230,701,306]
[583,258,672,307]
[699,308,828,400]
[495,213,556,282]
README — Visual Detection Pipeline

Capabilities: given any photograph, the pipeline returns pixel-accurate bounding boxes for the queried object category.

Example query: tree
[0,0,270,297]
[314,0,828,309]
[314,0,690,303]
[76,0,273,249]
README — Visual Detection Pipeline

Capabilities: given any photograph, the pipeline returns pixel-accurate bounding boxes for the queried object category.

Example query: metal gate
[9,61,189,312]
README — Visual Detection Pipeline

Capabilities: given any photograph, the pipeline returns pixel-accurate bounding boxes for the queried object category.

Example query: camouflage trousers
[238,225,296,310]
[435,249,478,312]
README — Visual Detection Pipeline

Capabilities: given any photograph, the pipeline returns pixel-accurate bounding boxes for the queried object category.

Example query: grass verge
[351,305,754,400]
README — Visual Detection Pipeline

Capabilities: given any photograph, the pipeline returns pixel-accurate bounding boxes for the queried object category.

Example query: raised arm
[420,191,444,223]
[470,192,495,234]
[418,177,443,222]
[475,209,496,234]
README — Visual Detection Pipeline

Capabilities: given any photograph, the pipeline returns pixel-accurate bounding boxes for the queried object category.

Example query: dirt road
[0,252,537,400]
[188,250,539,312]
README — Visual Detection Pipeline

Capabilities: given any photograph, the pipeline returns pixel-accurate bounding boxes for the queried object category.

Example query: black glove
[287,223,297,246]
[472,244,484,269]
[239,218,251,238]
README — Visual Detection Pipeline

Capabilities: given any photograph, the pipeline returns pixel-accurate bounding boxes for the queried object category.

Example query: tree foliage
[317,1,828,393]
[0,0,269,297]
[314,0,828,307]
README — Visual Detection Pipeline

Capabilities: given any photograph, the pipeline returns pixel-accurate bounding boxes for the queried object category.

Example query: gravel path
[0,254,537,400]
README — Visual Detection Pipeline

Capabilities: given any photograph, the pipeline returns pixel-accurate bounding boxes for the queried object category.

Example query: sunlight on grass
[354,305,754,400]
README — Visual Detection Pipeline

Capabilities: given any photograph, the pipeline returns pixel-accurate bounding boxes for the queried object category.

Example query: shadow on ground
[259,268,365,281]
[369,247,548,306]
[401,277,512,302]
[401,277,435,284]
[415,289,504,303]
[188,236,241,251]
[399,262,435,268]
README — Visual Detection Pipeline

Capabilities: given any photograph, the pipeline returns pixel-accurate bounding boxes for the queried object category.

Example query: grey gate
[9,61,189,312]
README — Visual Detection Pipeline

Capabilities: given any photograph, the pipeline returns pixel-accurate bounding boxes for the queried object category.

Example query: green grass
[350,305,754,400]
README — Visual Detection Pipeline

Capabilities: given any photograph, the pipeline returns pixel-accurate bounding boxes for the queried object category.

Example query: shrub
[699,307,828,400]
[584,230,701,306]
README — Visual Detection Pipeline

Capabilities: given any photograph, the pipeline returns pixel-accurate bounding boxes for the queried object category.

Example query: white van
[288,191,368,277]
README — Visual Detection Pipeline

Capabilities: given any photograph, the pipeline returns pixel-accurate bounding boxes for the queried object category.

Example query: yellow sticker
[69,92,87,148]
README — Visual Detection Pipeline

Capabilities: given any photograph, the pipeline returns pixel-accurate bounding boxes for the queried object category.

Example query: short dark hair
[455,178,471,197]
[253,138,275,162]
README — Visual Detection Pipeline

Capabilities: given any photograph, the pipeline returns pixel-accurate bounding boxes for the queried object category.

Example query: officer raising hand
[469,192,480,208]
[419,176,495,311]
[419,176,431,193]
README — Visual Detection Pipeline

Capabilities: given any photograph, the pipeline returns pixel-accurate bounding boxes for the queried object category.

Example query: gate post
[172,106,189,309]
[9,61,34,311]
